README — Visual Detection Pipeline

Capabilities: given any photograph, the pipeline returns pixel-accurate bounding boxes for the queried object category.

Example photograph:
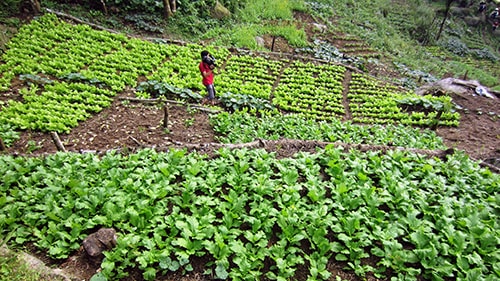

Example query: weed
[186,105,198,116]
[185,118,195,127]
[26,140,41,153]
[0,253,43,281]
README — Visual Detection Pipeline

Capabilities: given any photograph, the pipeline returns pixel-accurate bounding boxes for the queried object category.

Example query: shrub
[439,37,470,56]
[470,48,499,62]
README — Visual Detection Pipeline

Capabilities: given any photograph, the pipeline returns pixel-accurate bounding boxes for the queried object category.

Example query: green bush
[471,48,499,62]
[0,0,22,17]
[440,38,470,56]
[263,25,308,47]
[219,92,276,112]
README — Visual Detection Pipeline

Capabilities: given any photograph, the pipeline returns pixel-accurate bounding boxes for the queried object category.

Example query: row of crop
[0,14,169,139]
[272,61,346,120]
[147,43,231,91]
[210,110,447,150]
[1,147,498,280]
[348,73,460,126]
[217,54,285,99]
[0,82,114,133]
[79,37,172,91]
[0,14,126,91]
[0,13,461,137]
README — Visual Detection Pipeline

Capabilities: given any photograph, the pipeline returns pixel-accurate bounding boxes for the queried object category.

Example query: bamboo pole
[50,132,66,152]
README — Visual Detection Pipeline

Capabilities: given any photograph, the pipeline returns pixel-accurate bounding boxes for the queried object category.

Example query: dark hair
[201,50,209,59]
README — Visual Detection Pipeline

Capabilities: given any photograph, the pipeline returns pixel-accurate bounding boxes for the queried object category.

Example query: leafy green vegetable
[0,147,498,280]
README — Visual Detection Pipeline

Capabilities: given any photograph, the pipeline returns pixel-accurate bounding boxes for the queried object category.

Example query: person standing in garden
[490,8,499,20]
[199,50,217,106]
[478,1,487,13]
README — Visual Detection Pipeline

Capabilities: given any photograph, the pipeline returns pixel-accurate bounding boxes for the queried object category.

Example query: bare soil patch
[1,10,499,281]
[5,88,499,162]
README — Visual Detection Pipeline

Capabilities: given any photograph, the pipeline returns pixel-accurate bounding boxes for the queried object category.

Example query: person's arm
[201,63,214,77]
[202,68,213,78]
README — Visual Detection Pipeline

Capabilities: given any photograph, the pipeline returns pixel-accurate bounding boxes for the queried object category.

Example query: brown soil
[1,10,500,281]
[4,70,500,281]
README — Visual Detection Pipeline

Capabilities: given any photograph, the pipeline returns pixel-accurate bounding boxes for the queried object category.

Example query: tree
[163,0,176,18]
[28,0,41,14]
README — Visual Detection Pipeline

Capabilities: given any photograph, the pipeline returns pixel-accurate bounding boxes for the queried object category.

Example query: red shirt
[199,61,214,86]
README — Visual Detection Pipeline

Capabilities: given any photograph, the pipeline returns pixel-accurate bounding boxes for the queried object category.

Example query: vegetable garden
[0,13,498,281]
[0,13,461,145]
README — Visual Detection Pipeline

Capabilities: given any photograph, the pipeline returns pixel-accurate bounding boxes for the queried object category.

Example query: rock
[95,227,118,249]
[464,16,482,26]
[450,7,473,17]
[255,36,265,48]
[1,245,74,281]
[82,235,104,257]
[312,23,327,33]
[82,228,117,257]
[212,1,231,19]
[415,78,497,99]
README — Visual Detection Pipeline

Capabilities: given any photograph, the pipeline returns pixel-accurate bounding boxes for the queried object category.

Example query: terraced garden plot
[0,13,466,148]
[79,38,172,92]
[217,54,284,99]
[1,147,498,281]
[0,14,125,91]
[273,61,346,121]
[0,82,115,133]
[348,73,460,126]
[147,44,231,91]
[0,11,499,281]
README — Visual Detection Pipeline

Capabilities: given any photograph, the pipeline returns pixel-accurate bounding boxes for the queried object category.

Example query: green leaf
[335,253,348,261]
[466,268,482,281]
[172,237,190,249]
[90,272,107,281]
[215,263,229,279]
[143,267,156,281]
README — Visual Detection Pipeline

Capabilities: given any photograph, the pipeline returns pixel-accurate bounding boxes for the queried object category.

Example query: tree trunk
[170,0,176,12]
[163,0,176,18]
[436,0,455,41]
[99,0,108,15]
[29,0,41,14]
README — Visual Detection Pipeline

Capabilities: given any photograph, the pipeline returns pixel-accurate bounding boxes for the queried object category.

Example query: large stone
[212,1,231,19]
[255,36,265,48]
[464,16,482,26]
[82,228,117,257]
[312,23,328,33]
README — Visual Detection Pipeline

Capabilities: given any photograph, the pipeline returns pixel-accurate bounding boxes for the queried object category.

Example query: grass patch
[203,0,307,49]
[237,0,295,22]
[262,25,308,47]
[205,22,307,50]
[0,250,42,281]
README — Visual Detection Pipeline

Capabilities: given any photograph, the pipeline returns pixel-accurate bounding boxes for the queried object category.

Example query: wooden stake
[99,0,108,15]
[163,103,169,128]
[50,132,66,152]
[0,137,6,151]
